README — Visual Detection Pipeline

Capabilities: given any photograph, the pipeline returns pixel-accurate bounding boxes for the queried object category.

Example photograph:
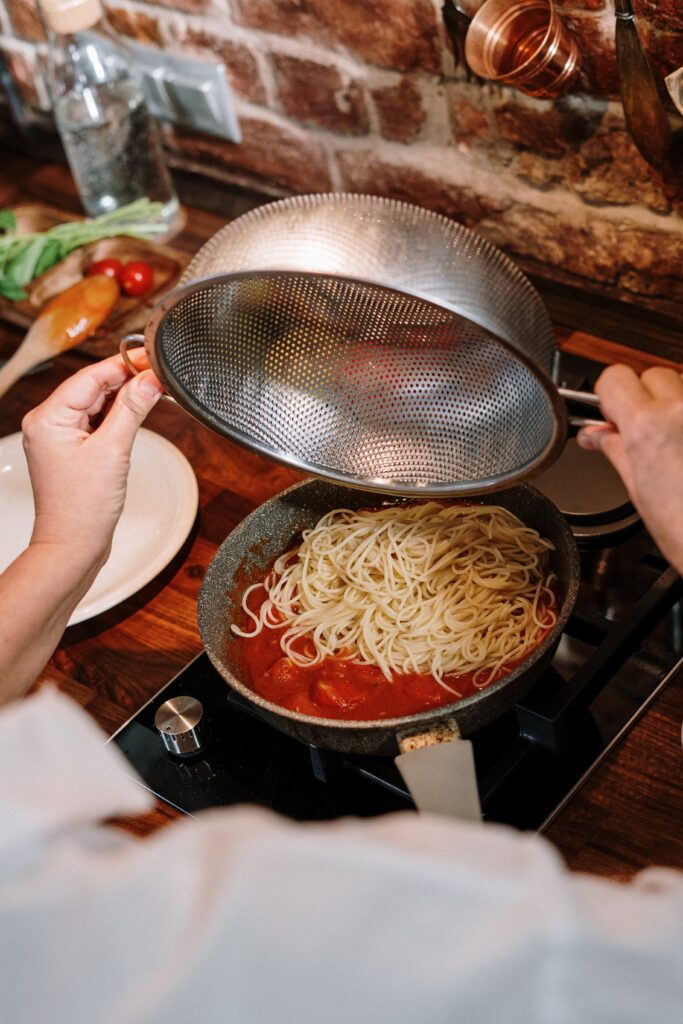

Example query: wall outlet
[131,43,241,143]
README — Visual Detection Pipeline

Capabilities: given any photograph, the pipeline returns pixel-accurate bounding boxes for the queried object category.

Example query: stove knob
[154,696,207,757]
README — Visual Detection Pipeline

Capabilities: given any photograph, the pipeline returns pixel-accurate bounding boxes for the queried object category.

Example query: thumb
[577,424,634,497]
[96,370,164,451]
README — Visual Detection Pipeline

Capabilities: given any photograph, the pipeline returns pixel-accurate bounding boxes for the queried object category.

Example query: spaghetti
[232,503,557,696]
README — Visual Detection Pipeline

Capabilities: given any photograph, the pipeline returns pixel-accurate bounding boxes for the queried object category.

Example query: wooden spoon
[0,275,119,400]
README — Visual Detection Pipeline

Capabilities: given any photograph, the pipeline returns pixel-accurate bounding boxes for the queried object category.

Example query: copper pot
[465,0,581,99]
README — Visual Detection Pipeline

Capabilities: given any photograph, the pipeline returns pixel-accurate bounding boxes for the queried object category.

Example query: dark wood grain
[544,673,683,880]
[1,149,682,877]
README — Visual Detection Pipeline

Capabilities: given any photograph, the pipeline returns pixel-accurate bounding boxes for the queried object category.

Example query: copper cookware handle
[120,334,176,404]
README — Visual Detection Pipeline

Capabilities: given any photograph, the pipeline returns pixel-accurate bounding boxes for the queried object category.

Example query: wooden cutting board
[0,203,188,357]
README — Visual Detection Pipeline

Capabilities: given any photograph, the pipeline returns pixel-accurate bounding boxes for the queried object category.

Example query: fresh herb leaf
[33,237,64,277]
[0,274,28,300]
[0,210,16,235]
[6,236,49,287]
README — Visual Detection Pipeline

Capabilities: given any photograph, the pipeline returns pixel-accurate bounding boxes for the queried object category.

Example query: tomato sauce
[234,590,556,721]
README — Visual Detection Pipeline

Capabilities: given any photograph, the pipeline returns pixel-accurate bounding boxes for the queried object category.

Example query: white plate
[0,429,198,625]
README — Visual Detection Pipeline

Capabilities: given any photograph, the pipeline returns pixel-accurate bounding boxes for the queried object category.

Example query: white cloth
[1,687,682,1024]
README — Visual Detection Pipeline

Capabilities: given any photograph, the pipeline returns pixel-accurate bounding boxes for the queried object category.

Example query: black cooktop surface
[110,353,683,831]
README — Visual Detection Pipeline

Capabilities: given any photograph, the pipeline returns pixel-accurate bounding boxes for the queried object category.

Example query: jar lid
[39,0,102,34]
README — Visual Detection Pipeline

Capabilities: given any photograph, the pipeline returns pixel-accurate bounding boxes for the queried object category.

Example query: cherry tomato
[86,257,123,282]
[119,260,155,298]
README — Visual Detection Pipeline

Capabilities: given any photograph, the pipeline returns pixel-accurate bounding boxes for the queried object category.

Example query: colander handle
[558,386,604,428]
[120,335,176,404]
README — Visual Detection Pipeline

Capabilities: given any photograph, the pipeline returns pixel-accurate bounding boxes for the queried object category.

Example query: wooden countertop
[0,149,681,880]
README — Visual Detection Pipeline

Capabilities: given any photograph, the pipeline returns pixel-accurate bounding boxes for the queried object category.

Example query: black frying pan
[198,479,580,759]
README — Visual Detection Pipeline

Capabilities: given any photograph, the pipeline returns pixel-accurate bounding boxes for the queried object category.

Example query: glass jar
[39,0,179,231]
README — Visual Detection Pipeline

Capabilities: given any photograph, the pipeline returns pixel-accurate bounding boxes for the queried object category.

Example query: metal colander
[125,194,573,496]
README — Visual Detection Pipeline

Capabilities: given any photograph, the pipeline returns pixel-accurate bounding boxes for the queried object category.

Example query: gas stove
[110,353,683,832]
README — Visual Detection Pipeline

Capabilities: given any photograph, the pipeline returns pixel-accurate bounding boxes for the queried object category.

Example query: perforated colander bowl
[123,193,576,497]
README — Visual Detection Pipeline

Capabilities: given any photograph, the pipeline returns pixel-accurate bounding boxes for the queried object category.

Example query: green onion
[0,198,168,300]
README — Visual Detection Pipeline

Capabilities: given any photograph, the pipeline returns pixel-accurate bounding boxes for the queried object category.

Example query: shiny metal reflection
[155,695,207,756]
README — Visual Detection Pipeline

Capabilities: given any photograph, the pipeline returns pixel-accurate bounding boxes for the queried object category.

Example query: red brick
[152,0,215,14]
[561,13,619,97]
[168,28,267,104]
[335,148,504,224]
[446,81,494,148]
[272,54,369,134]
[5,0,46,43]
[636,1,681,31]
[104,6,164,46]
[371,77,425,142]
[167,116,333,193]
[232,0,441,73]
[491,96,592,159]
[513,126,671,214]
[479,203,683,308]
[553,0,606,12]
[649,29,683,84]
[480,205,619,285]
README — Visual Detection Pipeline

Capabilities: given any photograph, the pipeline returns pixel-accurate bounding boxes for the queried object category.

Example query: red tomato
[119,260,154,298]
[86,258,123,282]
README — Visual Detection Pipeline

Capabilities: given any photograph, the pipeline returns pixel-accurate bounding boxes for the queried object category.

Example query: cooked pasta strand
[232,503,557,686]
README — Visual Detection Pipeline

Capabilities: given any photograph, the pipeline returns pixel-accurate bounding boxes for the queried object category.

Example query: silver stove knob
[154,696,207,757]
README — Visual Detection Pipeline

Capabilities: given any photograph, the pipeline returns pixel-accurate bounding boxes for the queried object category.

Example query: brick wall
[2,0,683,319]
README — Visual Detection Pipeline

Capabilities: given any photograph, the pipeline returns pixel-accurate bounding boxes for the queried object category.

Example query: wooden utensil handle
[614,0,671,171]
[0,345,43,400]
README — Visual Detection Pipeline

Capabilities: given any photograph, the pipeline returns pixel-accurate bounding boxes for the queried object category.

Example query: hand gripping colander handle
[120,335,177,404]
[558,386,604,428]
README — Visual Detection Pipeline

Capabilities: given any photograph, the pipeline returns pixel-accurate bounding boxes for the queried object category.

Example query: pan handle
[395,719,482,821]
[558,385,605,429]
[120,335,177,405]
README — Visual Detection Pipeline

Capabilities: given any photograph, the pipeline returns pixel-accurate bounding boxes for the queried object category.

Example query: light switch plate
[130,43,241,142]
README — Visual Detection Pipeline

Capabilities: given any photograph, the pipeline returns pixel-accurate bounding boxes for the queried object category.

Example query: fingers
[94,369,163,450]
[23,351,154,438]
[25,356,128,435]
[593,364,648,427]
[576,424,634,493]
[639,366,683,402]
[45,355,131,413]
[577,363,683,503]
[594,364,683,427]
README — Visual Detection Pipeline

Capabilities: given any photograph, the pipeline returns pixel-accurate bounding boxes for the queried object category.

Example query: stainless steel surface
[154,695,207,756]
[558,385,604,428]
[198,478,580,756]
[120,334,177,404]
[558,387,600,407]
[131,43,241,142]
[135,193,571,496]
[181,194,557,370]
[532,437,639,542]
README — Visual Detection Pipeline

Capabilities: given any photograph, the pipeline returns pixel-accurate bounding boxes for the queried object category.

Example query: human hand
[577,364,683,573]
[22,351,163,573]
